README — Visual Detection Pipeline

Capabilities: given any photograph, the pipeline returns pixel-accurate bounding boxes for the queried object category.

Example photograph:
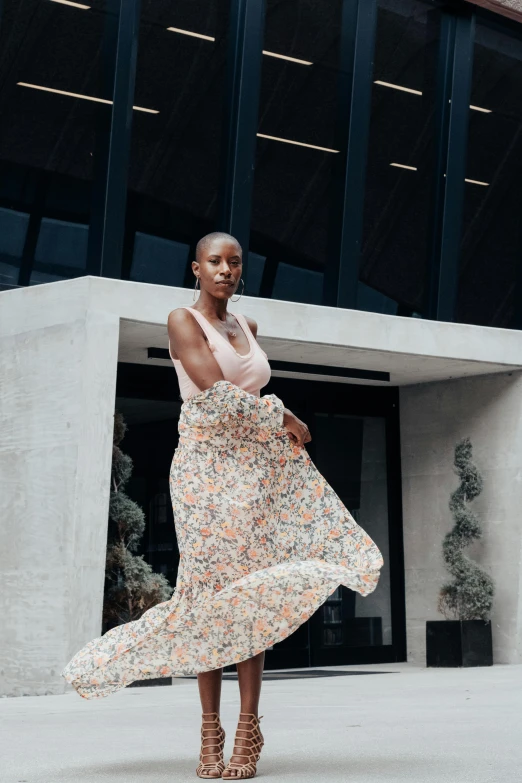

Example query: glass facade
[2,1,522,329]
[0,0,111,287]
[361,0,440,317]
[457,18,522,327]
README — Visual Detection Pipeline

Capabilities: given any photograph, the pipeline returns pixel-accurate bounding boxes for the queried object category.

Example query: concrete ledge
[3,276,522,374]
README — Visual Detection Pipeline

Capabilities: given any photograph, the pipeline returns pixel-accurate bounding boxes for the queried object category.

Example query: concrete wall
[401,371,522,665]
[0,283,120,695]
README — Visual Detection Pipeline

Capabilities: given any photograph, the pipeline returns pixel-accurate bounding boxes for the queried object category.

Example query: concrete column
[0,287,119,696]
[400,371,522,665]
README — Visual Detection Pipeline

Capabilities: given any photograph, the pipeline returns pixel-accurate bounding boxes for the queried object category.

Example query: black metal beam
[17,172,49,286]
[148,346,390,382]
[426,11,456,321]
[438,10,475,322]
[426,8,475,322]
[385,391,407,663]
[217,0,266,271]
[87,0,141,279]
[323,0,378,309]
[264,359,388,382]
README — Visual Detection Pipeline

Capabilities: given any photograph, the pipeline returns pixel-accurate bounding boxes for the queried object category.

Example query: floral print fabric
[62,380,384,699]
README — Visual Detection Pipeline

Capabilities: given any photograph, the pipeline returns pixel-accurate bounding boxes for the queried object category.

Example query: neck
[194,291,230,320]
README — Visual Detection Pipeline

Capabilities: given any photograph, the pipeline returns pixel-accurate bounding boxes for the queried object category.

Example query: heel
[196,712,226,779]
[223,713,264,780]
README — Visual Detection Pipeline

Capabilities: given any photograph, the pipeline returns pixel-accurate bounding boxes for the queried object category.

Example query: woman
[61,231,383,780]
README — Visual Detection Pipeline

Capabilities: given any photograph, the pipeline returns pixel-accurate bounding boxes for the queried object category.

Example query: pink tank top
[169,306,272,401]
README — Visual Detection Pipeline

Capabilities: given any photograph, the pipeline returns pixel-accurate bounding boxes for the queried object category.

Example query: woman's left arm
[245,316,311,447]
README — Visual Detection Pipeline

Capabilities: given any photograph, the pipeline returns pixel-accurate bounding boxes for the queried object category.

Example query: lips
[217,281,233,287]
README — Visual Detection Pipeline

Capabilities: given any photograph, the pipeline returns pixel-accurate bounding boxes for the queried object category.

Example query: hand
[282,408,311,447]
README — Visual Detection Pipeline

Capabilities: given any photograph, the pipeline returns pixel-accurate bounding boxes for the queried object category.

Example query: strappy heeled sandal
[196,712,226,779]
[222,713,264,780]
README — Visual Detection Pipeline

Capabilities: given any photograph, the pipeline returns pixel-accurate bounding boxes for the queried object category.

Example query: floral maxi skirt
[62,380,384,699]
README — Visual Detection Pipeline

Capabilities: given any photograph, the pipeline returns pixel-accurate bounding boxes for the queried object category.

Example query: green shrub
[103,411,172,628]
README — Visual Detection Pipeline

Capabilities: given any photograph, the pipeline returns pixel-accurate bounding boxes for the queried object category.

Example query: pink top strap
[180,307,217,351]
[169,307,272,401]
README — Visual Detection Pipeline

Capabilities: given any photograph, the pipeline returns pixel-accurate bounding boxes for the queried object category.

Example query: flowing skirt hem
[61,557,381,700]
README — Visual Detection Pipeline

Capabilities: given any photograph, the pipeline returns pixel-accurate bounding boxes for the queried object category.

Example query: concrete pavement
[1,662,521,783]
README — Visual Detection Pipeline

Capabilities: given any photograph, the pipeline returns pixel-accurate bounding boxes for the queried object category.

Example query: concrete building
[2,0,522,696]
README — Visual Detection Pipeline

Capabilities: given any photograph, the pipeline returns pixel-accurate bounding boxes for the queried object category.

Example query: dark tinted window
[360,0,440,316]
[248,0,344,304]
[456,21,522,327]
[0,0,110,286]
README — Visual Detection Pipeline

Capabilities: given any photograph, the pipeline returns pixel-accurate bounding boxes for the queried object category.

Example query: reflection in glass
[150,493,168,527]
[130,234,189,286]
[323,603,342,625]
[244,253,266,297]
[31,218,89,284]
[323,627,343,647]
[272,264,323,305]
[0,208,29,286]
[329,587,342,602]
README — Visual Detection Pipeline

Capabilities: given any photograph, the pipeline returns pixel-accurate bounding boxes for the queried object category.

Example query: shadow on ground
[54,753,451,781]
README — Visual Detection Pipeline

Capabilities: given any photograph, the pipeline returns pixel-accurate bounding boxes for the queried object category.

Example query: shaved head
[195,232,242,263]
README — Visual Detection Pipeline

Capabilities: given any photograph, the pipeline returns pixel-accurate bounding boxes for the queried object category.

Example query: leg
[237,651,264,716]
[198,667,223,714]
[223,652,265,780]
[196,668,225,779]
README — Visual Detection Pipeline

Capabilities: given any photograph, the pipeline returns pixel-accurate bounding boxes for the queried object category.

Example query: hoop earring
[231,278,245,302]
[193,277,200,301]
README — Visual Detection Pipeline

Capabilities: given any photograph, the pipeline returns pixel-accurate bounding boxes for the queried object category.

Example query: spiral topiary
[438,437,494,621]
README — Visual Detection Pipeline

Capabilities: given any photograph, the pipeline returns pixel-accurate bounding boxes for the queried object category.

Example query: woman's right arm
[168,309,309,444]
[167,308,225,392]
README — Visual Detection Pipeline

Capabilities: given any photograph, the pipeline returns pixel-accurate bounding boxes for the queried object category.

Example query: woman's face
[194,237,242,299]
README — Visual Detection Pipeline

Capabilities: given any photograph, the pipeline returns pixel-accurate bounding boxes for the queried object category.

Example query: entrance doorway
[262,376,405,668]
[115,364,406,668]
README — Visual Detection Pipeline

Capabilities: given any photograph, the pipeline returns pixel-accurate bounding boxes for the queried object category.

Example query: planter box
[426,620,493,667]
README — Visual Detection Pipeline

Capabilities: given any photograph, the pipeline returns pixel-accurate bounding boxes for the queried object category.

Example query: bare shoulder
[167,306,194,333]
[243,314,258,338]
[167,306,191,324]
[167,307,201,345]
